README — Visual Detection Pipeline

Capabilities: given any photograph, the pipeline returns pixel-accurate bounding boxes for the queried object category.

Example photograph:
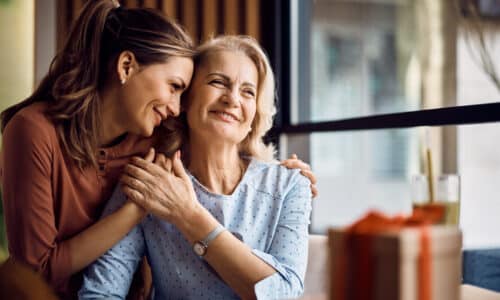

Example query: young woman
[80,36,312,300]
[1,1,194,298]
[1,2,315,299]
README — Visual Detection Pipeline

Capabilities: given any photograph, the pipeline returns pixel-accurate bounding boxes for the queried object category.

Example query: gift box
[328,212,462,300]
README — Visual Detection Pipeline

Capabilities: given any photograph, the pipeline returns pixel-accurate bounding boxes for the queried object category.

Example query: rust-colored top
[1,102,153,299]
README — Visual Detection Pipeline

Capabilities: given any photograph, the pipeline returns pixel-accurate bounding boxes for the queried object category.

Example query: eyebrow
[207,72,257,89]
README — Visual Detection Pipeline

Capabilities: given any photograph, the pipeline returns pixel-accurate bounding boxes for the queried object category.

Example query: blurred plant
[457,0,500,93]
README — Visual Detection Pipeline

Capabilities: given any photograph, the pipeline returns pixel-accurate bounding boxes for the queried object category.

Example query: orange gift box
[328,211,462,300]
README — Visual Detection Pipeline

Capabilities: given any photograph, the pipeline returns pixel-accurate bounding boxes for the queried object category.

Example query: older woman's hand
[120,150,200,224]
[280,154,318,198]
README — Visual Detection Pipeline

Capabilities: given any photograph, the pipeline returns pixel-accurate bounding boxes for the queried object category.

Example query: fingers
[123,184,172,218]
[122,184,145,205]
[120,174,148,191]
[130,156,167,177]
[155,153,172,172]
[281,159,311,172]
[123,163,158,184]
[311,184,318,198]
[300,169,317,184]
[144,148,155,163]
[290,153,298,160]
[172,150,188,179]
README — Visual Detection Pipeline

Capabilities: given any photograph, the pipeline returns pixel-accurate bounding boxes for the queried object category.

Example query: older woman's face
[185,50,258,144]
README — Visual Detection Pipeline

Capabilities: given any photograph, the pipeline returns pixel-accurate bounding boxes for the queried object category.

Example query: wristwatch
[193,224,226,257]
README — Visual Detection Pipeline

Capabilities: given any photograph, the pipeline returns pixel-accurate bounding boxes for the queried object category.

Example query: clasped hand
[120,148,199,224]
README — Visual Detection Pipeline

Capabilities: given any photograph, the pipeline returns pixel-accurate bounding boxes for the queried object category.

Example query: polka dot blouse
[79,158,312,300]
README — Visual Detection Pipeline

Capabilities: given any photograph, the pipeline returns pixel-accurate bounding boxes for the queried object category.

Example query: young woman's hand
[120,150,200,225]
[280,154,318,198]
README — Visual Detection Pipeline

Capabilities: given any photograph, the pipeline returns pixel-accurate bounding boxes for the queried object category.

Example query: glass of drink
[436,174,460,226]
[411,174,444,223]
[411,174,460,225]
[411,174,429,205]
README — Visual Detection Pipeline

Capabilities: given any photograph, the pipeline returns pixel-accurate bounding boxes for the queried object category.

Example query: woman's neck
[188,137,247,195]
[98,86,127,147]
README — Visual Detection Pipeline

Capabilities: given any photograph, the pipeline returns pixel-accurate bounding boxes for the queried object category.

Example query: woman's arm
[1,115,147,286]
[79,188,146,300]
[123,152,312,299]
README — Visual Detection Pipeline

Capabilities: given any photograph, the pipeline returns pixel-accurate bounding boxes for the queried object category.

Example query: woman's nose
[166,95,181,117]
[222,88,240,106]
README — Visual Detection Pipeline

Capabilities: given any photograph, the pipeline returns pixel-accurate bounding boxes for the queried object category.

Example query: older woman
[79,36,312,300]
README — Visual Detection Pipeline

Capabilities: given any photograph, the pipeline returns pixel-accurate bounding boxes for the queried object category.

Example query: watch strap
[201,224,226,247]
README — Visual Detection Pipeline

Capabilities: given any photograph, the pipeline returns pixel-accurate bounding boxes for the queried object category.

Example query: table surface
[297,284,500,300]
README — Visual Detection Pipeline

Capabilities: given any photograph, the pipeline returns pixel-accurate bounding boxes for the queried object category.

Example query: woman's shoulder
[247,158,309,190]
[3,102,56,146]
[6,102,54,132]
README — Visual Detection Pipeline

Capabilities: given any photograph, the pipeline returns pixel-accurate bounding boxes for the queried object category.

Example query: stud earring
[121,78,126,85]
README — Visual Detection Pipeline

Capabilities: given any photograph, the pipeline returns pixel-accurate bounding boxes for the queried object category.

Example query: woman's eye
[209,79,225,87]
[171,83,182,91]
[243,89,255,98]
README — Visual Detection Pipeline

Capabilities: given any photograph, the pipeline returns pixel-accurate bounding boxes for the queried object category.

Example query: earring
[120,78,126,85]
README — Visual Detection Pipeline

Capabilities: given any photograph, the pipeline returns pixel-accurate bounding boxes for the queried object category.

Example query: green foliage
[0,0,12,6]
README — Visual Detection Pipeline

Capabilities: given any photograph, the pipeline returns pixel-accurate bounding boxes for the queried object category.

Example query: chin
[139,125,155,137]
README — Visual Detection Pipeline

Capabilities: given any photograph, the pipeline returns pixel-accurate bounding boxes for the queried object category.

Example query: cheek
[245,102,257,122]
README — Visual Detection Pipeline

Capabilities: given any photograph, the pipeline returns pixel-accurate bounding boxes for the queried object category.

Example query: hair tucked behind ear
[1,0,194,168]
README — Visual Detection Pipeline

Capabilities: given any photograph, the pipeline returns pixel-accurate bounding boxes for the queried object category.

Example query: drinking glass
[436,174,460,226]
[410,174,460,225]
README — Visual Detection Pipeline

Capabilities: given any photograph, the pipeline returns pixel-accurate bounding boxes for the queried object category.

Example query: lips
[153,107,167,120]
[210,110,240,122]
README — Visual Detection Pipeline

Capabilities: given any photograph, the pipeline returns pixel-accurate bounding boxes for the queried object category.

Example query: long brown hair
[1,0,194,168]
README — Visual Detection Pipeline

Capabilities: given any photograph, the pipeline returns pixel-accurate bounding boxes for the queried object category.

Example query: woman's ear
[116,51,139,84]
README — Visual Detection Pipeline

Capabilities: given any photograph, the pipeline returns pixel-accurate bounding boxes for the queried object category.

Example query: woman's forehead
[196,51,258,80]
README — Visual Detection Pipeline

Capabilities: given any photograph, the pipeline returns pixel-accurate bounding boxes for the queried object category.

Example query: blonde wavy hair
[161,35,277,161]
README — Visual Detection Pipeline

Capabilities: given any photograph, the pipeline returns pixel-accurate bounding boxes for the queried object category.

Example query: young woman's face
[186,50,258,145]
[118,56,193,137]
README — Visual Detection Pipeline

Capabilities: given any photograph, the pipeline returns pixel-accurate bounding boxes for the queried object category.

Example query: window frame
[261,0,500,137]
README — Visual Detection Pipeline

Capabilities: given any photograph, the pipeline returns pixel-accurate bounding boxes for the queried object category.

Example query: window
[263,0,500,248]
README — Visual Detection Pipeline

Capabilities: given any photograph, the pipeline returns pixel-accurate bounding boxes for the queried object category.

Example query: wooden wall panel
[223,0,239,34]
[181,0,198,42]
[73,0,85,20]
[245,0,259,41]
[57,0,262,51]
[202,0,218,41]
[56,0,69,51]
[123,0,139,8]
[161,0,178,19]
[143,0,157,9]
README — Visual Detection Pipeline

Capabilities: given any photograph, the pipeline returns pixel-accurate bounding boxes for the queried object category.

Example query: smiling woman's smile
[210,110,240,123]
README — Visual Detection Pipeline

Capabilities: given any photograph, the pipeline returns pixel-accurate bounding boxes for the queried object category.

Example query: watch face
[193,242,207,256]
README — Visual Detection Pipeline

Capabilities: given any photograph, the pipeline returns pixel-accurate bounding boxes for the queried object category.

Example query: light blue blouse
[79,158,312,300]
